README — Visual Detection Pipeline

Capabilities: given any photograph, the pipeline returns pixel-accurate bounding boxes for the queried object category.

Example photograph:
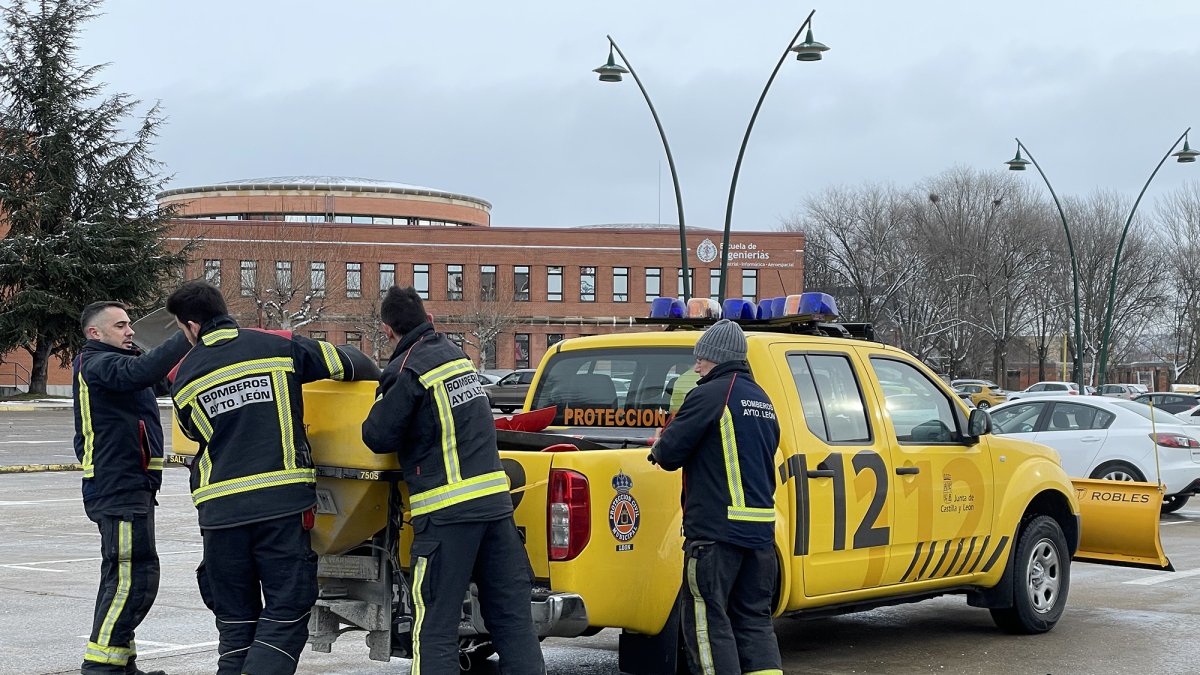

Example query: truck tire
[989,515,1070,634]
[1161,494,1190,514]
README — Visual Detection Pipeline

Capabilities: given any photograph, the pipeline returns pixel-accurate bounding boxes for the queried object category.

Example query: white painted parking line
[0,497,82,506]
[137,641,220,656]
[1161,520,1193,526]
[0,440,63,444]
[2,564,65,572]
[1124,567,1200,586]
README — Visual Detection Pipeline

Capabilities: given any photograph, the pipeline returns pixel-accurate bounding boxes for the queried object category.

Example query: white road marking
[0,548,201,569]
[138,641,220,656]
[0,498,81,505]
[1124,567,1200,585]
[1161,520,1193,526]
[1,564,64,572]
[0,440,63,444]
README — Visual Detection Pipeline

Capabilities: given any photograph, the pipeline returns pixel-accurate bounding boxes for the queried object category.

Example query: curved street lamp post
[596,11,828,306]
[594,39,692,300]
[1005,140,1086,392]
[719,10,827,303]
[1094,128,1196,386]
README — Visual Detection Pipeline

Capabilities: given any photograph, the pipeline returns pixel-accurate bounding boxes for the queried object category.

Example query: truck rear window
[530,347,695,428]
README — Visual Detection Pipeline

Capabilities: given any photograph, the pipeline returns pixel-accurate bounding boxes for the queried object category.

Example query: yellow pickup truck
[170,300,1171,672]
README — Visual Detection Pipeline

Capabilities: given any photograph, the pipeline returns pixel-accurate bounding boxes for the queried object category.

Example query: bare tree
[231,221,347,330]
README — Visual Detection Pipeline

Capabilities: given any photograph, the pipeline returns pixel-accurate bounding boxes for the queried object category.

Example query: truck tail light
[548,468,590,561]
[1150,432,1200,448]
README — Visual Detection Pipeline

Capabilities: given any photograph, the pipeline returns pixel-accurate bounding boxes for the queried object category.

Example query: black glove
[646,451,658,466]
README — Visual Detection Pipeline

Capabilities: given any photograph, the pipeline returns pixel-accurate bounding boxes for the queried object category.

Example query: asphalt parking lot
[2,405,1199,674]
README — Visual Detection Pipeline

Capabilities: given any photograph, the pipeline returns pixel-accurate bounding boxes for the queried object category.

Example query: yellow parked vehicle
[169,294,1171,673]
[954,382,1008,409]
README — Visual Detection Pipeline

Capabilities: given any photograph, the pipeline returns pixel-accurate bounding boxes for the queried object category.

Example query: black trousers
[82,507,160,674]
[680,540,782,675]
[408,516,545,675]
[198,512,317,675]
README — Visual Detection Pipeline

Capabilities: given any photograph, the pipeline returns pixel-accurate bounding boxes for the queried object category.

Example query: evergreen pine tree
[0,0,192,394]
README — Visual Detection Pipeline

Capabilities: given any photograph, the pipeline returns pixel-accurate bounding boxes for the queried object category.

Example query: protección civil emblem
[696,238,718,264]
[608,470,640,551]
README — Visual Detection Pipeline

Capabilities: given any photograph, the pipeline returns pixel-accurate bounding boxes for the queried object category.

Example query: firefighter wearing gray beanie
[693,319,747,364]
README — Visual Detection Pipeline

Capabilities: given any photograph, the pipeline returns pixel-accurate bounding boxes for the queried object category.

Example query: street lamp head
[790,28,829,61]
[1005,147,1030,171]
[594,47,629,83]
[1173,136,1199,163]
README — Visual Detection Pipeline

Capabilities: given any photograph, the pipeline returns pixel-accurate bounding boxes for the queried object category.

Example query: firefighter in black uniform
[362,286,545,675]
[165,281,378,675]
[650,319,783,675]
[73,300,192,675]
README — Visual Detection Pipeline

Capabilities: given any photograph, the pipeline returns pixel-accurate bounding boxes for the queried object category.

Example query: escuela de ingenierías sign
[694,237,795,269]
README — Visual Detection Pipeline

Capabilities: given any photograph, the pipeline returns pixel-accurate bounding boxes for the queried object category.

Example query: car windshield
[529,346,695,428]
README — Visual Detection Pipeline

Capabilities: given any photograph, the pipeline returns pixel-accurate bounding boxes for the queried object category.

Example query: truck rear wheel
[989,515,1070,634]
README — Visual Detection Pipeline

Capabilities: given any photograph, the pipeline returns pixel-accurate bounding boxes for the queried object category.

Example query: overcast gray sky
[75,1,1200,230]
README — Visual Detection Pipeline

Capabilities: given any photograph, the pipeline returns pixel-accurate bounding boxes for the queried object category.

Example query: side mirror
[967,408,992,438]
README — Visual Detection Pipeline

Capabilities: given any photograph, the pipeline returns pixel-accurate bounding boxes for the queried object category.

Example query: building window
[547,266,563,302]
[447,264,464,301]
[311,262,326,297]
[379,263,395,294]
[240,260,257,296]
[481,265,497,301]
[742,269,758,302]
[446,332,465,350]
[580,266,595,302]
[204,259,221,287]
[547,333,564,348]
[310,331,327,341]
[678,268,695,297]
[710,269,722,300]
[514,266,530,302]
[413,264,429,299]
[276,261,293,289]
[345,331,363,351]
[644,267,661,301]
[515,333,530,368]
[346,262,362,298]
[613,267,629,302]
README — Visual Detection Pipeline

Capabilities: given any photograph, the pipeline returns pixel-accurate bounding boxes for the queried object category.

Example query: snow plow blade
[1072,478,1172,571]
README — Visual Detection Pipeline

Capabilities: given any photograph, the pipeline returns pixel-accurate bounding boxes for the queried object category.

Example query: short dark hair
[80,301,126,333]
[380,286,427,335]
[166,281,228,327]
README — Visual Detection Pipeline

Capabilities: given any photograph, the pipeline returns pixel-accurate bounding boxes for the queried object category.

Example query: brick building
[4,176,805,394]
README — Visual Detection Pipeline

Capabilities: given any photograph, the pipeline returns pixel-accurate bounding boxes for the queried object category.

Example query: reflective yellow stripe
[273,371,296,469]
[198,451,212,487]
[418,358,475,387]
[191,468,314,506]
[686,556,715,675]
[174,357,294,408]
[84,641,133,665]
[78,371,96,478]
[727,506,775,522]
[93,521,132,660]
[200,327,239,346]
[147,457,164,471]
[409,471,509,517]
[318,341,345,381]
[191,407,214,442]
[431,382,461,483]
[720,408,747,508]
[411,556,428,674]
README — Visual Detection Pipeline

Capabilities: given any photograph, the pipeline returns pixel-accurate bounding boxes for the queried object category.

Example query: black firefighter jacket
[172,315,377,529]
[73,331,193,505]
[362,323,512,526]
[651,360,780,549]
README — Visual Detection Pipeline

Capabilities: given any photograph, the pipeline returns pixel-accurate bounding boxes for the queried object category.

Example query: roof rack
[634,316,875,341]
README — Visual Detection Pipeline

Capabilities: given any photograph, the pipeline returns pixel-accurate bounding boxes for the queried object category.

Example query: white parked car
[1096,383,1139,400]
[1006,381,1081,402]
[988,396,1200,513]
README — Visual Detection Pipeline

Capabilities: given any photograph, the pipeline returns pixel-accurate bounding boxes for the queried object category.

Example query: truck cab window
[870,357,960,444]
[787,353,870,443]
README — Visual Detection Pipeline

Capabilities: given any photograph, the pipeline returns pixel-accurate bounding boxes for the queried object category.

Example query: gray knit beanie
[694,319,747,364]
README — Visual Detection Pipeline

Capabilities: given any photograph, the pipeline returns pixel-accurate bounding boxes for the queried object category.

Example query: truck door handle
[806,469,835,479]
[895,466,920,475]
